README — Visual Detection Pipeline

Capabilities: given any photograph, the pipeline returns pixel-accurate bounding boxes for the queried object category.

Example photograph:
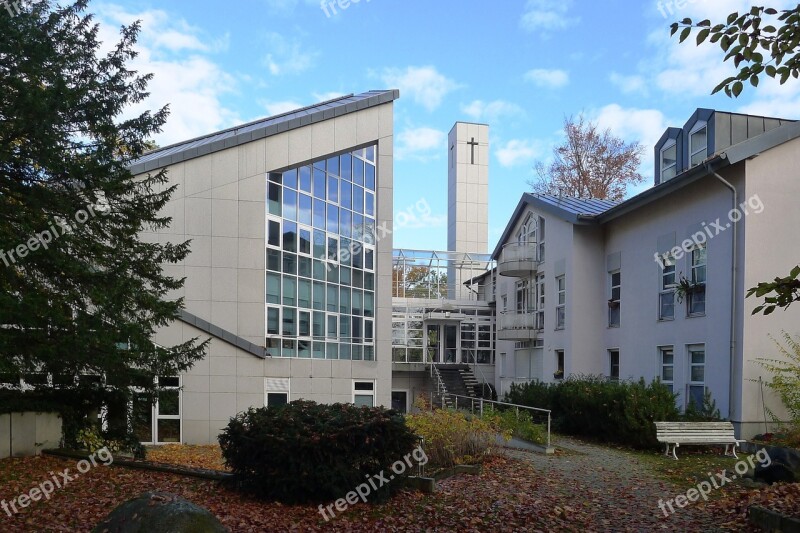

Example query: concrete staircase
[433,364,496,407]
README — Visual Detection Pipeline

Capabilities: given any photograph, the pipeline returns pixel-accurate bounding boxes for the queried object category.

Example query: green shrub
[756,332,800,426]
[506,376,680,448]
[405,397,500,468]
[483,406,547,445]
[682,388,722,421]
[218,400,417,504]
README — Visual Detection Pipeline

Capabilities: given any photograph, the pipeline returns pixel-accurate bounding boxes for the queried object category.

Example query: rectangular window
[609,350,620,381]
[660,347,674,393]
[555,350,565,380]
[536,273,545,330]
[353,380,375,407]
[688,246,706,316]
[659,258,675,320]
[265,378,290,408]
[661,141,677,181]
[516,280,529,313]
[689,124,708,167]
[555,275,565,330]
[608,270,620,327]
[538,216,546,262]
[688,345,705,409]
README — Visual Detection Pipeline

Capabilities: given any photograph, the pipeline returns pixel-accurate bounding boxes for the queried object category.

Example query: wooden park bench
[655,421,745,460]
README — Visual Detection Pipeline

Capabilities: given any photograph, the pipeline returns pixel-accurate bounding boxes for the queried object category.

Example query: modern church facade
[130,91,800,444]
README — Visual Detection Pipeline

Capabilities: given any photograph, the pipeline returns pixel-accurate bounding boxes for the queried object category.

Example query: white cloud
[95,6,239,146]
[381,66,460,111]
[263,32,317,76]
[524,69,569,89]
[609,72,647,95]
[262,100,305,116]
[737,78,800,120]
[461,100,524,123]
[496,139,545,168]
[520,0,579,33]
[590,104,671,195]
[396,127,446,161]
[312,91,347,102]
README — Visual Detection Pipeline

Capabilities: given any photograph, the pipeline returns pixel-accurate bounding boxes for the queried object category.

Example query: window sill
[657,317,675,322]
[607,324,620,329]
[686,313,706,319]
[554,327,564,331]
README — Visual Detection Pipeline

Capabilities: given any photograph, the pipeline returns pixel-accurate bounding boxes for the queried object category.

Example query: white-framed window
[517,213,536,245]
[555,350,565,380]
[688,245,706,316]
[538,216,546,262]
[132,376,181,444]
[265,377,291,408]
[555,275,565,330]
[687,345,705,409]
[659,257,676,320]
[661,140,678,181]
[659,346,674,393]
[535,273,545,330]
[608,270,621,327]
[689,121,708,167]
[353,380,375,407]
[516,280,529,313]
[609,350,620,381]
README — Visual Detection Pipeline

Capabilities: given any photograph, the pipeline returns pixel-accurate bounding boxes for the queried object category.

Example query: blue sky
[93,0,800,251]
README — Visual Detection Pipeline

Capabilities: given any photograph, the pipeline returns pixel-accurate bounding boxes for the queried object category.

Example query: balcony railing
[497,310,543,340]
[498,242,540,277]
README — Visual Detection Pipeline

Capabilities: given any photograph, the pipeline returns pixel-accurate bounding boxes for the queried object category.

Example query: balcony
[496,310,543,341]
[498,242,540,277]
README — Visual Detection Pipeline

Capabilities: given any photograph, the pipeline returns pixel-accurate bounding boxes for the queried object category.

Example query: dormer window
[689,121,707,167]
[660,140,677,181]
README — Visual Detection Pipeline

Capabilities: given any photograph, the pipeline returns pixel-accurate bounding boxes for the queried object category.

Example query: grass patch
[625,446,746,492]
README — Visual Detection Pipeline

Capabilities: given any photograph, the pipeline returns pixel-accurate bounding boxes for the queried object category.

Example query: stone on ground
[92,491,228,533]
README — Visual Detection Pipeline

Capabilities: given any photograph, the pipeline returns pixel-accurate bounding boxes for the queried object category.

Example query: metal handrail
[440,392,552,449]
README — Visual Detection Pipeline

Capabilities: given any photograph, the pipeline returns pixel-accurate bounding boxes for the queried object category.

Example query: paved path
[501,436,744,532]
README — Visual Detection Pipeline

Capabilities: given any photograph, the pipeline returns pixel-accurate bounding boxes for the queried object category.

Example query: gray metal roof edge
[128,90,399,174]
[595,156,727,224]
[490,194,583,258]
[177,309,266,359]
[722,120,800,164]
[598,121,800,224]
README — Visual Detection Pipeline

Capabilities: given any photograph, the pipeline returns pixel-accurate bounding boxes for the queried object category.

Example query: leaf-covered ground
[144,444,228,471]
[0,438,797,531]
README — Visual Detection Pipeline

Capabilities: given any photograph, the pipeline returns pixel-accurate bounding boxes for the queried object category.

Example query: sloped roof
[128,90,399,175]
[490,193,620,258]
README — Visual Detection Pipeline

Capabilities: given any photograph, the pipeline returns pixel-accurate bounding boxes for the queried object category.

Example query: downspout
[706,163,738,423]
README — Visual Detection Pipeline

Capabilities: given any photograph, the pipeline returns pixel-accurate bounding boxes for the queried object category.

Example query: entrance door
[426,323,460,363]
[391,391,408,413]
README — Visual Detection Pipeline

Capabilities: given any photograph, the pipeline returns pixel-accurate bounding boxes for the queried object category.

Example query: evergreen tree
[0,1,206,433]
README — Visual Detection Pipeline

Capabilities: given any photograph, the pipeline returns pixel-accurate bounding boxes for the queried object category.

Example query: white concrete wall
[601,171,742,418]
[0,412,62,458]
[145,103,394,444]
[740,134,800,435]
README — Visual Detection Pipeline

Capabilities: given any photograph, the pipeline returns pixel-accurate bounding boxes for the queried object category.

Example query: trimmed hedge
[218,400,418,503]
[505,376,680,448]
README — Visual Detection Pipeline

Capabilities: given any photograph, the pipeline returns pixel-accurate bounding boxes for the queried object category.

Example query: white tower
[447,122,489,299]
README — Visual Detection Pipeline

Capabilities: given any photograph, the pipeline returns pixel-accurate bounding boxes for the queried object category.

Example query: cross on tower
[467,137,478,165]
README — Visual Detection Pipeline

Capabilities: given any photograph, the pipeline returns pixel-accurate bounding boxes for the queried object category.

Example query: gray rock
[92,492,228,533]
[752,445,800,484]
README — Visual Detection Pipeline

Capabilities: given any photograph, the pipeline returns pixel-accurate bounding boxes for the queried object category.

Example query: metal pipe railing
[438,392,552,449]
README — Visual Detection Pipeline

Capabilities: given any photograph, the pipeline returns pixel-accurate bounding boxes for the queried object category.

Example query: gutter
[705,161,738,423]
